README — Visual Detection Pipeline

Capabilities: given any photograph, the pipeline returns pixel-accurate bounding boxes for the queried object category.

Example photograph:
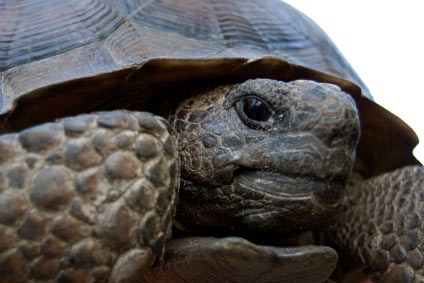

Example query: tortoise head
[169,78,360,236]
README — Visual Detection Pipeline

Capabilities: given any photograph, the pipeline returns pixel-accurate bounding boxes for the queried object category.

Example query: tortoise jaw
[235,168,346,204]
[176,167,346,236]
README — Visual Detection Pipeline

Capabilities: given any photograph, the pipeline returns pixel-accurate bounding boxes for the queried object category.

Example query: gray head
[169,78,360,236]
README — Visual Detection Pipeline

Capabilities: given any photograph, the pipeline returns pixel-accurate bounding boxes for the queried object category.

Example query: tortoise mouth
[175,168,346,237]
[235,168,346,203]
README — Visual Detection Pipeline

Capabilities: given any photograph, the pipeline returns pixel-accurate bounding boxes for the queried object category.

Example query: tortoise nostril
[331,134,342,147]
[325,130,343,148]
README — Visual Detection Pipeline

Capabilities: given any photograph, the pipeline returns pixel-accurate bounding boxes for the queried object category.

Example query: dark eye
[236,96,273,128]
[243,97,271,121]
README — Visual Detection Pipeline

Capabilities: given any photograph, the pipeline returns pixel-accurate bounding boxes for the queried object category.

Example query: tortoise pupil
[243,97,271,122]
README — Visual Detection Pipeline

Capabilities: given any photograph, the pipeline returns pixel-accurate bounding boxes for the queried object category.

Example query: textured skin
[171,79,359,236]
[328,166,424,282]
[0,111,179,283]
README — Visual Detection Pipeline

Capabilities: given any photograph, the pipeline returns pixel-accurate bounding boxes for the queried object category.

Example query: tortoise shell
[0,0,419,176]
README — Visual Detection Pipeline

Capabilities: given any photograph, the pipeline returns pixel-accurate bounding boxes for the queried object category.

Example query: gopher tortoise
[0,0,422,282]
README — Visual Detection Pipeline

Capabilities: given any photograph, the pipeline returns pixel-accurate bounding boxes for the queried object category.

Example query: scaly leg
[329,165,424,282]
[0,111,179,283]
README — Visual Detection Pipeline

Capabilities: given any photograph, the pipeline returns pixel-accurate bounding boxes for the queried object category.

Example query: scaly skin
[0,111,179,283]
[328,165,424,283]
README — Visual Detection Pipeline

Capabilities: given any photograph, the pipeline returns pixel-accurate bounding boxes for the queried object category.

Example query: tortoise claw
[142,236,338,283]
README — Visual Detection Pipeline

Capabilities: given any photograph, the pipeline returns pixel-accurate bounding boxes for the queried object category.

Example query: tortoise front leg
[0,111,179,283]
[328,165,424,282]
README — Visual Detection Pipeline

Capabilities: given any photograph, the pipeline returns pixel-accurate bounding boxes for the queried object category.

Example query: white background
[283,0,424,164]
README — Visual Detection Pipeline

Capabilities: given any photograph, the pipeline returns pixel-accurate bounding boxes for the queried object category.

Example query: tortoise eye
[243,97,271,122]
[236,96,273,128]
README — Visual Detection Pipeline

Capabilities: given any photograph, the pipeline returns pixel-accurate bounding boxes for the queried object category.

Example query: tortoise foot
[142,236,338,283]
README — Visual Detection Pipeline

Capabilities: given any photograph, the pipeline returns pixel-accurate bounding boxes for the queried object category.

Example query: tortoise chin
[176,170,345,236]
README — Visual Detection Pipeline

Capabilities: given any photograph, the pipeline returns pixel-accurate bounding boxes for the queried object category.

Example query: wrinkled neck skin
[167,78,360,240]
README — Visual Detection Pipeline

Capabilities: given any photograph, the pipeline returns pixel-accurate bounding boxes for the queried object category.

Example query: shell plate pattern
[0,0,368,118]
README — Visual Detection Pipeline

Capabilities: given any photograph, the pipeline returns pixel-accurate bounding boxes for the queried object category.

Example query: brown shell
[0,0,419,176]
